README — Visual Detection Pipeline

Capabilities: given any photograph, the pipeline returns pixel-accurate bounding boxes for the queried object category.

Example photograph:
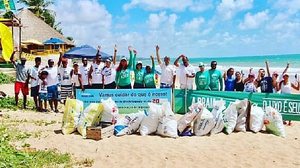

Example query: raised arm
[10,51,17,66]
[156,45,162,65]
[113,45,117,65]
[96,45,101,56]
[128,46,134,69]
[57,48,63,67]
[174,55,184,67]
[265,61,271,77]
[133,49,137,70]
[282,63,289,75]
[291,81,300,91]
[150,55,155,73]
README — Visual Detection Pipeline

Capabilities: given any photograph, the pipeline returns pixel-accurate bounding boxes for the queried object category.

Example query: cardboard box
[86,124,114,141]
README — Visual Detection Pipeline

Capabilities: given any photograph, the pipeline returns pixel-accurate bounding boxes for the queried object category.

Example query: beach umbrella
[63,45,110,59]
[43,38,66,44]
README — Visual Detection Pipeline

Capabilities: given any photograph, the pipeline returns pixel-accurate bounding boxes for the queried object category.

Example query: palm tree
[18,0,59,31]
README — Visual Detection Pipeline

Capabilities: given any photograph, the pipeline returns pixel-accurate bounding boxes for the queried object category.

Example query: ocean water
[139,54,300,81]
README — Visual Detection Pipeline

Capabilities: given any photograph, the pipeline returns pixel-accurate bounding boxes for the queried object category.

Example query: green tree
[3,11,14,19]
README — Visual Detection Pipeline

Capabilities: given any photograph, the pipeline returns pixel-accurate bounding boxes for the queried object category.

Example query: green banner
[174,89,300,121]
[0,0,16,11]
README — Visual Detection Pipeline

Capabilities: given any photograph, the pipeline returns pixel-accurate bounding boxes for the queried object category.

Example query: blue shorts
[160,83,172,88]
[39,93,48,101]
[47,85,58,100]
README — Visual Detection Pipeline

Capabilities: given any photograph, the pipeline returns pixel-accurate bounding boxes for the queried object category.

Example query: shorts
[104,82,116,89]
[31,85,39,97]
[133,83,144,89]
[47,85,58,100]
[15,81,29,95]
[118,84,132,89]
[39,93,48,101]
[91,84,103,89]
[61,85,73,101]
[160,83,172,88]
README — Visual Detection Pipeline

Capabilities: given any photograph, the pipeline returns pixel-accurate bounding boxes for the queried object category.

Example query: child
[244,73,257,93]
[39,71,49,112]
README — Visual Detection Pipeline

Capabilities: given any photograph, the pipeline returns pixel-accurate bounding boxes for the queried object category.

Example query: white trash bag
[114,111,145,136]
[177,102,204,134]
[210,100,226,134]
[223,101,238,134]
[249,105,264,133]
[194,108,215,136]
[235,99,249,132]
[264,106,286,138]
[140,103,162,136]
[101,98,119,123]
[156,102,178,138]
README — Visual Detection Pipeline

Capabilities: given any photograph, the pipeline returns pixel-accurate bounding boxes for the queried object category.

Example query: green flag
[0,0,16,11]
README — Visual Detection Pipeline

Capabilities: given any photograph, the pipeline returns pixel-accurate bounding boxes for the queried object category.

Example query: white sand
[1,110,300,168]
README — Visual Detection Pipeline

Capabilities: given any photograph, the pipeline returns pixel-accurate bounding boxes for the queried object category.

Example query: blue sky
[23,0,300,57]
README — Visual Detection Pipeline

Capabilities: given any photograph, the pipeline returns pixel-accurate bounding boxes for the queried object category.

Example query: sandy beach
[0,109,299,168]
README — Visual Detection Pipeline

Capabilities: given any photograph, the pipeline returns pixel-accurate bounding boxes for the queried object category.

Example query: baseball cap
[105,58,112,62]
[283,73,289,77]
[137,61,142,65]
[121,56,127,61]
[73,62,79,66]
[20,57,27,61]
[198,62,204,67]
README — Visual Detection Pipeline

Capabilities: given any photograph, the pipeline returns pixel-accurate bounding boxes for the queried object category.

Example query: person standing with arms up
[174,55,195,90]
[209,61,223,91]
[89,46,105,89]
[57,49,72,104]
[102,45,117,89]
[132,49,145,88]
[10,50,30,109]
[195,62,210,90]
[115,46,134,89]
[144,55,156,88]
[156,45,176,88]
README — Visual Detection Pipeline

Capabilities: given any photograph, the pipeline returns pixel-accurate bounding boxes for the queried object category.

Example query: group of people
[10,45,299,112]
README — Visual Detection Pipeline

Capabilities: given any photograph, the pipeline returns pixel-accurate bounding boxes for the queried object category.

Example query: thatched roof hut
[14,9,74,49]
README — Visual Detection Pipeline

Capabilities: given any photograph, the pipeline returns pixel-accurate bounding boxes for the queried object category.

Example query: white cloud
[123,0,212,12]
[217,0,253,20]
[53,0,112,46]
[182,17,205,31]
[273,0,300,15]
[239,10,269,30]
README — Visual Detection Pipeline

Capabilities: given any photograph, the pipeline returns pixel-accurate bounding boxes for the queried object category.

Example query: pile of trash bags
[62,97,286,139]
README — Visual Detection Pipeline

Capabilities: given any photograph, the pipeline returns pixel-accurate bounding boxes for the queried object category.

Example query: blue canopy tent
[43,38,66,52]
[63,45,110,59]
[43,38,66,44]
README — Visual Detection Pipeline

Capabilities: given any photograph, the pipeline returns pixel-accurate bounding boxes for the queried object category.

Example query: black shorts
[133,83,144,89]
[104,82,116,89]
[91,84,103,89]
[118,84,132,89]
[31,85,39,97]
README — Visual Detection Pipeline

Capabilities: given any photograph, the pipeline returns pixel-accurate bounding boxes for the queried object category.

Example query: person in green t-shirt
[208,61,223,91]
[144,55,156,88]
[115,46,133,89]
[195,62,210,90]
[133,50,145,88]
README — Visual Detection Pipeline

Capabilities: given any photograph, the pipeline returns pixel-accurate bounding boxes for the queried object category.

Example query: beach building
[14,9,74,55]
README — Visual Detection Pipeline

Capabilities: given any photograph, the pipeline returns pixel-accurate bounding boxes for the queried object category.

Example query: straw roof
[15,9,74,45]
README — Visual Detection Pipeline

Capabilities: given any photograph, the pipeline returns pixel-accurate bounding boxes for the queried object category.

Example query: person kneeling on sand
[38,71,49,112]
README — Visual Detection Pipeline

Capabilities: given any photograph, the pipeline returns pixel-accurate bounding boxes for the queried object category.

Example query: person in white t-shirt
[174,55,195,89]
[277,73,299,94]
[79,57,91,89]
[156,45,176,88]
[89,46,105,89]
[29,56,41,110]
[71,62,84,98]
[38,71,48,112]
[57,51,72,104]
[102,45,117,89]
[44,59,59,112]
